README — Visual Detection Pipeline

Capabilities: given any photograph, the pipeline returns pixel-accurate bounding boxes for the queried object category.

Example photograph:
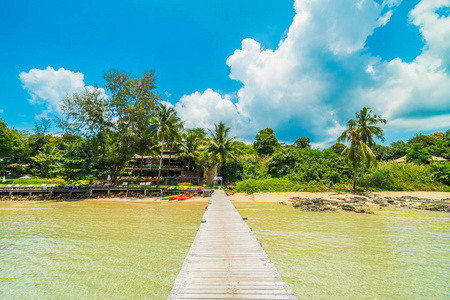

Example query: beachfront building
[125,152,205,185]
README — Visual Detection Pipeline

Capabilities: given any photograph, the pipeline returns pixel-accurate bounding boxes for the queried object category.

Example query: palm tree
[135,129,159,176]
[149,104,181,186]
[354,107,386,185]
[179,132,201,177]
[204,122,237,176]
[337,107,386,189]
[165,125,183,177]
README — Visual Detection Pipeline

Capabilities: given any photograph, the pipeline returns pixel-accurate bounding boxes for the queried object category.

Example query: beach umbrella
[2,175,5,183]
[107,175,111,181]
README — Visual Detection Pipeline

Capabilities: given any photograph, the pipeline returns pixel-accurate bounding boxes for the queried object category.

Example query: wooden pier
[168,189,296,299]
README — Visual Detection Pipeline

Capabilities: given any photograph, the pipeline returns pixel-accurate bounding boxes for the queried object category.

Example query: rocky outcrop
[290,194,450,214]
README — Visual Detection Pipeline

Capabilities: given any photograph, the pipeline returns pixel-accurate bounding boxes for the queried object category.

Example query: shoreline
[228,191,450,203]
[2,191,449,203]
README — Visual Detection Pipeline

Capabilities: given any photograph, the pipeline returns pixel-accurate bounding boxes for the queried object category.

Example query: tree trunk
[353,165,357,189]
[111,161,118,187]
[359,159,365,186]
[157,134,164,187]
[167,149,171,178]
[187,159,191,177]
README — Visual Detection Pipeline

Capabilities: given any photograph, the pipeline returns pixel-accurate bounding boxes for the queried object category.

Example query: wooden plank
[168,189,296,299]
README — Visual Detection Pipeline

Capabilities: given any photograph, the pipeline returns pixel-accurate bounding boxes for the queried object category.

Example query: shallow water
[0,200,204,299]
[1,200,449,299]
[235,203,450,299]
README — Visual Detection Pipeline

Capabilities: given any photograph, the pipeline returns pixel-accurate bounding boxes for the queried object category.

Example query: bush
[235,178,303,193]
[364,162,450,191]
[268,147,351,185]
[430,162,450,186]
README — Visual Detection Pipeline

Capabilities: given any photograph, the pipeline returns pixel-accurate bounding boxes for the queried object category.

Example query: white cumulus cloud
[19,67,88,119]
[175,89,246,133]
[175,0,450,145]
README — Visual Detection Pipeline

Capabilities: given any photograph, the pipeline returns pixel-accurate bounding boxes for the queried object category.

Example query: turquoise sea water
[235,203,450,299]
[0,200,449,299]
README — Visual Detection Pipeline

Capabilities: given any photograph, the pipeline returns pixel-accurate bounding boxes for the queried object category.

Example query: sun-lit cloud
[175,0,450,146]
[18,67,106,119]
[175,89,247,134]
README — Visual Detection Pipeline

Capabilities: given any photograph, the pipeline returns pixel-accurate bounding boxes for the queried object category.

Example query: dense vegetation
[1,70,450,192]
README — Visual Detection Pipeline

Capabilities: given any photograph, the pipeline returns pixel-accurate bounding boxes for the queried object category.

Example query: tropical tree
[179,131,202,176]
[30,144,62,177]
[149,104,181,185]
[406,143,432,164]
[353,107,386,185]
[293,137,311,149]
[59,70,160,185]
[337,122,374,189]
[253,128,279,156]
[165,125,183,177]
[204,122,237,176]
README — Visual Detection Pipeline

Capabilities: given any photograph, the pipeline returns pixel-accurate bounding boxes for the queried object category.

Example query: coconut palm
[337,121,376,189]
[204,122,237,176]
[337,107,386,189]
[179,131,201,177]
[354,107,386,185]
[165,125,183,177]
[149,104,181,186]
[135,129,159,176]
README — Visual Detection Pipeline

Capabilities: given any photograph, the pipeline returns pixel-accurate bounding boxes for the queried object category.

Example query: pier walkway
[168,189,296,299]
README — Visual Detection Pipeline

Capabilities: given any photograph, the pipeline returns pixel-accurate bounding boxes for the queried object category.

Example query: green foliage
[426,140,450,159]
[234,141,254,155]
[0,118,17,160]
[221,155,270,183]
[389,140,410,159]
[59,140,96,181]
[204,122,237,175]
[293,137,310,149]
[187,128,207,139]
[268,147,351,185]
[406,143,432,164]
[30,144,62,177]
[430,162,450,186]
[330,143,346,154]
[235,178,303,193]
[373,141,410,161]
[179,131,201,176]
[337,106,385,188]
[408,133,436,148]
[365,162,450,191]
[253,128,279,156]
[443,129,450,143]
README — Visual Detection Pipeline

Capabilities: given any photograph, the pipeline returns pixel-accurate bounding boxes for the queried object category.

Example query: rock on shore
[290,192,450,214]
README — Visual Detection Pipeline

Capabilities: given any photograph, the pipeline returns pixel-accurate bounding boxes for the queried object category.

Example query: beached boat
[168,194,193,201]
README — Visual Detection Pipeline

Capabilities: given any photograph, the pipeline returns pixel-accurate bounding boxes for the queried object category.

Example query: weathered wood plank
[168,189,296,299]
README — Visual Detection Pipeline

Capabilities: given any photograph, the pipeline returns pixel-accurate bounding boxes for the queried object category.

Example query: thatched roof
[391,155,447,163]
[392,156,407,163]
[431,156,448,162]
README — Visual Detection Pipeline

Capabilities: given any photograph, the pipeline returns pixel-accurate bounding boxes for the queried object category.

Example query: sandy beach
[80,191,450,204]
[227,191,450,203]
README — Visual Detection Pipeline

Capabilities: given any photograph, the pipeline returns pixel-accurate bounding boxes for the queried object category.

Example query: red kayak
[169,194,193,201]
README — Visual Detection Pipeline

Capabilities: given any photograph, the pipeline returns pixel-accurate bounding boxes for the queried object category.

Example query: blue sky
[1,0,450,147]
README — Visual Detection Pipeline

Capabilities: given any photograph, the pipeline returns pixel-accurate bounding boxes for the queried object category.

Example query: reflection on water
[0,200,204,299]
[236,203,450,299]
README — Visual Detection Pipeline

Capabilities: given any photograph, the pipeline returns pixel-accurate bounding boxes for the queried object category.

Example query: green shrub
[235,178,303,193]
[430,162,450,185]
[364,162,450,191]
